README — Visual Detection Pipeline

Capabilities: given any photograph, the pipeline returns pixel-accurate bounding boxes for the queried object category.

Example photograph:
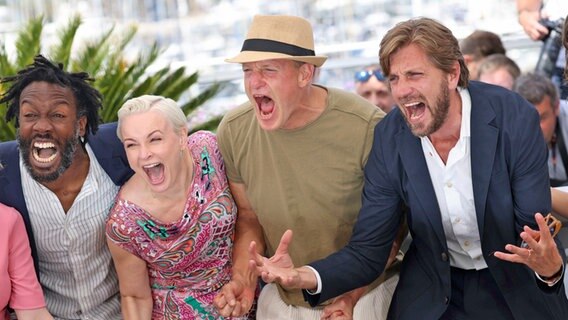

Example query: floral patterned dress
[106,131,251,320]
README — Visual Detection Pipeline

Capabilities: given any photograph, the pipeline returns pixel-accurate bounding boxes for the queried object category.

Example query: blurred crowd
[2,1,568,320]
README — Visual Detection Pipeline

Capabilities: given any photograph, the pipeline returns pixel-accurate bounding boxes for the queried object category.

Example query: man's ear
[78,115,87,137]
[298,63,315,87]
[448,60,461,89]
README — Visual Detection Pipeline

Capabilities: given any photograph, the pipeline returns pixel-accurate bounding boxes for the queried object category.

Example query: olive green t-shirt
[217,86,385,307]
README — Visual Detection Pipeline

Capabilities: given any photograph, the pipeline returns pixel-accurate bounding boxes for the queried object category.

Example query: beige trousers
[256,274,399,320]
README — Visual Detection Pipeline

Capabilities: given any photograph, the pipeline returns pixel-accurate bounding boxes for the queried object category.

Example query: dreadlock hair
[0,54,103,140]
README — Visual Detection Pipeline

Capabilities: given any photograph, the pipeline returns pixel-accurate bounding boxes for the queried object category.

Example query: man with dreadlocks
[0,55,133,319]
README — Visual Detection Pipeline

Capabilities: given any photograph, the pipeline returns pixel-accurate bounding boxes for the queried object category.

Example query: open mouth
[404,101,426,121]
[254,94,275,119]
[143,162,165,185]
[32,141,58,163]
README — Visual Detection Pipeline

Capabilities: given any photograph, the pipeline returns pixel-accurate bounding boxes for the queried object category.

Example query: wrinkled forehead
[20,81,76,105]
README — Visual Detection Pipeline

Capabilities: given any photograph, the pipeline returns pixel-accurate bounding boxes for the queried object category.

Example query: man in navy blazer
[0,55,133,319]
[251,18,568,319]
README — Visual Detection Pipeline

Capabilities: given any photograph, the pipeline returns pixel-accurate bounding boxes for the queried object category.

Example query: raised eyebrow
[122,129,162,142]
[122,137,137,145]
[147,130,163,138]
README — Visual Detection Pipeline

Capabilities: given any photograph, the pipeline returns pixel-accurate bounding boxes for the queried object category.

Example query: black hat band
[241,38,315,57]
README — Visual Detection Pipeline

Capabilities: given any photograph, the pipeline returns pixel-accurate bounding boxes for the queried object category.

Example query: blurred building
[0,0,539,126]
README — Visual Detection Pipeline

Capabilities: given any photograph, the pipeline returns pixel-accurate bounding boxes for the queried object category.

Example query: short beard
[409,80,450,137]
[18,126,81,183]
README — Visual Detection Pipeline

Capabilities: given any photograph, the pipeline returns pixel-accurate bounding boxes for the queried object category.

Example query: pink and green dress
[106,131,252,319]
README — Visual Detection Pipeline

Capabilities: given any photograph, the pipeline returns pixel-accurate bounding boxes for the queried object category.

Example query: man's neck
[42,147,90,212]
[283,85,327,130]
[429,91,463,164]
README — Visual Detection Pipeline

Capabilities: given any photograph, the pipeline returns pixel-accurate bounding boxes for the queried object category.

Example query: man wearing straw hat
[213,14,403,320]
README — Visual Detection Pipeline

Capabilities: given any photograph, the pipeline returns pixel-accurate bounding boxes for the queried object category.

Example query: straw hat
[226,15,327,67]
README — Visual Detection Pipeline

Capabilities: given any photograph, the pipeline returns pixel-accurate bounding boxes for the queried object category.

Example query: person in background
[477,53,521,90]
[517,0,568,98]
[106,95,252,319]
[0,55,133,319]
[354,64,396,113]
[251,17,568,320]
[517,0,566,41]
[460,30,506,80]
[513,72,568,186]
[213,14,403,320]
[1,200,52,320]
[513,73,568,297]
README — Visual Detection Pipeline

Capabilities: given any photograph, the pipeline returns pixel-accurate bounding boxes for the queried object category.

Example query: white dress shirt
[420,88,487,270]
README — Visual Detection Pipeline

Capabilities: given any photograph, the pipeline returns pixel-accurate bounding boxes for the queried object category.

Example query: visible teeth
[404,101,420,107]
[34,142,55,149]
[32,149,56,163]
[143,163,160,169]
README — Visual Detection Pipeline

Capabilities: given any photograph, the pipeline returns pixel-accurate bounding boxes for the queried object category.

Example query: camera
[535,18,565,78]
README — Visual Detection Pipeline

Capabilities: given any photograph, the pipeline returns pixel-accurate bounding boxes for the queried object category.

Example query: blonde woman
[106,95,254,319]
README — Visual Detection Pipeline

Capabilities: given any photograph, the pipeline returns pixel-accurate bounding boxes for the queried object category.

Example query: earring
[80,136,85,144]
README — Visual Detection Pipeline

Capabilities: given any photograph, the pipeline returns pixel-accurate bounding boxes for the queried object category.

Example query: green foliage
[0,15,223,141]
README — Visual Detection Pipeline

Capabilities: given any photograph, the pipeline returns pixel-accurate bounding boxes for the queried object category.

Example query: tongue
[146,164,165,184]
[410,104,426,119]
[38,148,56,159]
[259,97,275,115]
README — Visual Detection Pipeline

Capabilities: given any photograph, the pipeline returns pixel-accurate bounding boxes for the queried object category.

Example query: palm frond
[153,66,187,95]
[15,15,43,68]
[189,115,223,134]
[0,17,225,141]
[129,66,171,98]
[70,26,114,75]
[163,72,198,100]
[50,15,82,68]
[180,82,223,115]
[0,45,15,76]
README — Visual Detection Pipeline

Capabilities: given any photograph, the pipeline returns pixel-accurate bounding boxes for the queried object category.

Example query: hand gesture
[214,274,256,317]
[249,229,303,287]
[494,213,563,278]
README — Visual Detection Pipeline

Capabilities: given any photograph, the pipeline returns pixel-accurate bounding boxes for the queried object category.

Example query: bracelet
[536,264,564,287]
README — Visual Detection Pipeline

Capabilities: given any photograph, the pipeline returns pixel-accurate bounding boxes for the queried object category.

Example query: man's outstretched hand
[249,229,318,290]
[494,213,564,279]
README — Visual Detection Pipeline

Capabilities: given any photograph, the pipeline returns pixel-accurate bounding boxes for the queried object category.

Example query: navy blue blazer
[0,122,133,277]
[308,82,568,319]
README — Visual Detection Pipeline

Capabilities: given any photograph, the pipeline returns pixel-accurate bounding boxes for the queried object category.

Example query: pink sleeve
[7,207,46,310]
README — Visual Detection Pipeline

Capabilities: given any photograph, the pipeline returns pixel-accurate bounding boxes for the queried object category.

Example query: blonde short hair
[116,95,187,141]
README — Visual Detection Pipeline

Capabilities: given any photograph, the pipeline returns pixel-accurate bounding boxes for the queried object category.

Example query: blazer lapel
[88,123,133,186]
[470,96,498,237]
[397,127,447,247]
